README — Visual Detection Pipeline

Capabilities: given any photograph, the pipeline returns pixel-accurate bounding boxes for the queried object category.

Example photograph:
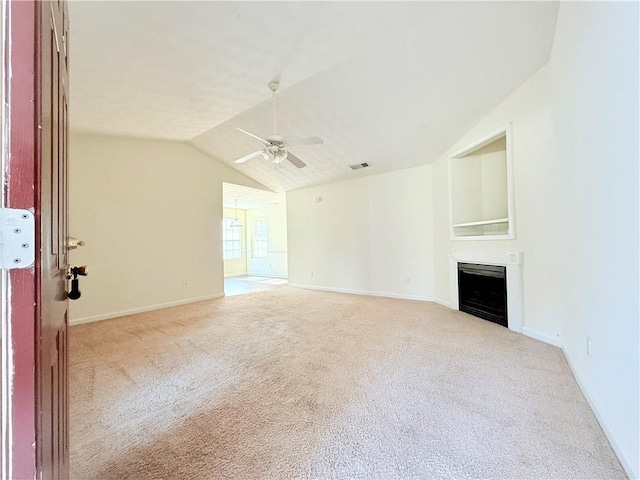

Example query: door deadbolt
[67,265,88,300]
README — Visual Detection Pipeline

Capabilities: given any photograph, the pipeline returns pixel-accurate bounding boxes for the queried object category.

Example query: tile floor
[224,275,288,296]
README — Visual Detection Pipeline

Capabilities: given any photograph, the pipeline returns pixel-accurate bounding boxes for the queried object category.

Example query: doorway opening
[222,183,288,296]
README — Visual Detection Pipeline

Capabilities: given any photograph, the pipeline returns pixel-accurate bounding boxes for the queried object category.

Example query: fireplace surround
[458,263,507,327]
[449,251,523,332]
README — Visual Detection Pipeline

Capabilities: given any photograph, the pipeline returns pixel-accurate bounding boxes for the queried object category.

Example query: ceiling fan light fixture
[232,80,320,169]
[263,147,288,164]
[274,149,288,164]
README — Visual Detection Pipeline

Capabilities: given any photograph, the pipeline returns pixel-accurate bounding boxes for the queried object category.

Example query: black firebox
[458,263,507,327]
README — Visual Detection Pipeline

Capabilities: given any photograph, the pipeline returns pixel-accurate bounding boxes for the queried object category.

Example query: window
[252,217,268,258]
[222,217,242,260]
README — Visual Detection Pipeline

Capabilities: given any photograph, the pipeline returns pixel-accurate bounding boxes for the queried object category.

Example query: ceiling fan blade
[286,152,307,169]
[287,136,324,146]
[234,150,264,164]
[236,127,269,144]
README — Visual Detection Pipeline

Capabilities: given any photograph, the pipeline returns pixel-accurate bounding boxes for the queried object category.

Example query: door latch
[67,265,88,300]
[67,236,86,250]
[0,208,35,269]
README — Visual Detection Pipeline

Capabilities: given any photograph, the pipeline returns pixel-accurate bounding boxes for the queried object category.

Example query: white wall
[549,3,639,477]
[245,204,288,278]
[431,3,639,475]
[433,64,561,343]
[288,165,434,300]
[451,155,483,225]
[479,140,508,221]
[68,134,266,323]
[450,137,508,225]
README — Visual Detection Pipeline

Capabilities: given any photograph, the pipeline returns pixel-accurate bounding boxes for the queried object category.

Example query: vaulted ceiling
[69,2,558,193]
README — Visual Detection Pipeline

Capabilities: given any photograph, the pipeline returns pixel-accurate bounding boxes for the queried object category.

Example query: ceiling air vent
[349,162,369,171]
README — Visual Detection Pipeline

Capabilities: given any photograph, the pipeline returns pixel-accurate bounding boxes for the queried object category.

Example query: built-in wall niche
[448,125,515,240]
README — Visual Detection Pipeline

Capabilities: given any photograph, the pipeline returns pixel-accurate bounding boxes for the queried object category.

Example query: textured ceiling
[69,2,394,140]
[69,2,559,193]
[222,183,285,210]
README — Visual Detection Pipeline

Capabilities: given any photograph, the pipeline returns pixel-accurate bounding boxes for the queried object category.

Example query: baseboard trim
[288,283,431,302]
[432,298,453,309]
[434,302,561,348]
[562,347,637,479]
[522,327,562,348]
[224,272,247,278]
[69,293,225,326]
[290,286,563,349]
[246,272,287,279]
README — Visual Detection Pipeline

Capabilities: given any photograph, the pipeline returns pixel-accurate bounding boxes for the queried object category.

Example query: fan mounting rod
[268,81,280,134]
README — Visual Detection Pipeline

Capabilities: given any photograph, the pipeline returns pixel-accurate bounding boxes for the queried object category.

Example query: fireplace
[458,263,507,327]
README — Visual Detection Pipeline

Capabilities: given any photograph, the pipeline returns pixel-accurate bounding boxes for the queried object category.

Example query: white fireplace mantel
[449,251,523,333]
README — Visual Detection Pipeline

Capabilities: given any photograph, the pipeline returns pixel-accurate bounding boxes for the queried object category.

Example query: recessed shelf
[453,218,509,228]
[449,125,515,240]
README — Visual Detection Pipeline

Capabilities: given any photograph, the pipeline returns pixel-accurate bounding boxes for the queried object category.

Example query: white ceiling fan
[234,81,324,169]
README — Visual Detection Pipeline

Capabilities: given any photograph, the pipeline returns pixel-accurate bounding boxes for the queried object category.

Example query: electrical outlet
[406,277,410,284]
[310,271,314,278]
[586,336,592,358]
[183,281,189,289]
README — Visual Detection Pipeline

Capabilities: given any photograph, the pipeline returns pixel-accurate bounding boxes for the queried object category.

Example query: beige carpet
[70,287,625,479]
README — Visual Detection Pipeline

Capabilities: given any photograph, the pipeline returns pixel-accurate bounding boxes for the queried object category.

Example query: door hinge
[0,208,35,269]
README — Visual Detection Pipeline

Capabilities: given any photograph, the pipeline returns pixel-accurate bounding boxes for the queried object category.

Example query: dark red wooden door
[6,1,69,478]
[38,1,70,478]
